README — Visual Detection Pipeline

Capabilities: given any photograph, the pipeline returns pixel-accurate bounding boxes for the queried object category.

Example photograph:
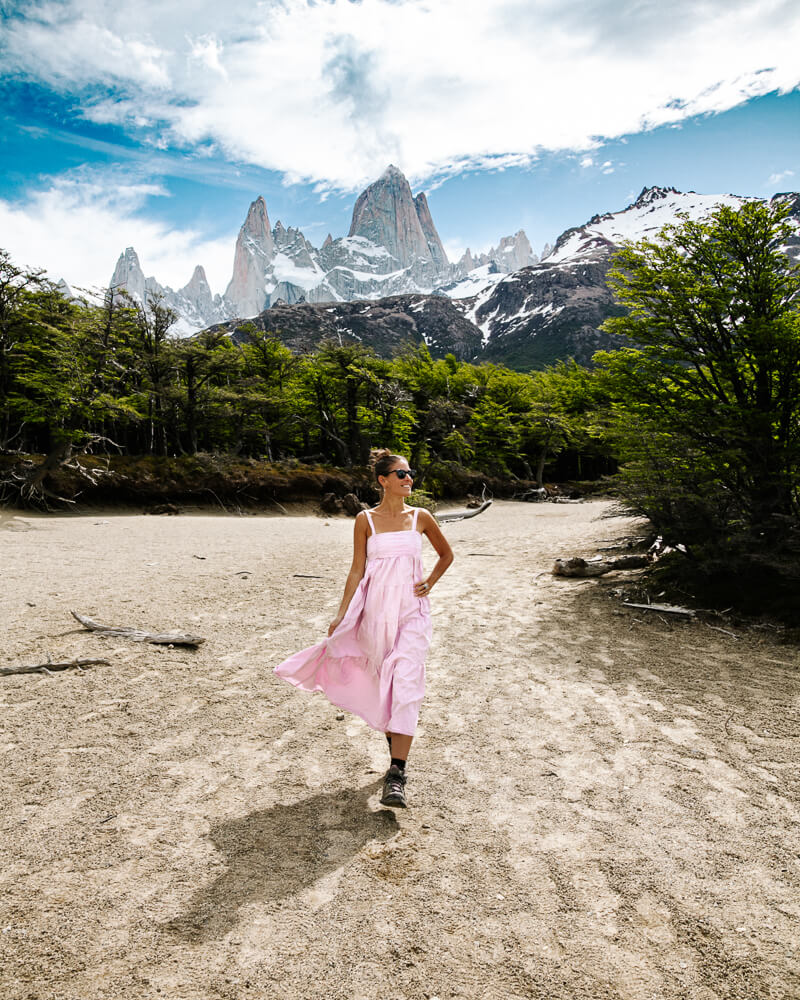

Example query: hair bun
[369,449,407,481]
[368,447,392,470]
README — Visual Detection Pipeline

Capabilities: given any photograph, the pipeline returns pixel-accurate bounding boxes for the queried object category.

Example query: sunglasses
[388,469,416,480]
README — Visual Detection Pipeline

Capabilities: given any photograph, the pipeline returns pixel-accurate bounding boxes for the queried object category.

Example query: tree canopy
[596,199,800,559]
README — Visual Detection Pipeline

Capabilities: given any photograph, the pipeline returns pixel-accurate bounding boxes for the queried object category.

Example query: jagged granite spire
[413,191,448,268]
[110,247,147,302]
[179,265,214,315]
[348,165,436,268]
[224,196,275,317]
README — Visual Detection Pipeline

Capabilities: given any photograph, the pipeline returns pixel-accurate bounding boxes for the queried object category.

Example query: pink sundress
[273,507,432,735]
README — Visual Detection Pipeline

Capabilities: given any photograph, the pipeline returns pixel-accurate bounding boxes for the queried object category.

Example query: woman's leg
[387,732,412,761]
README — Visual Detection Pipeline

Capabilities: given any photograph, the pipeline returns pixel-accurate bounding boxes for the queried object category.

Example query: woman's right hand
[327,616,343,637]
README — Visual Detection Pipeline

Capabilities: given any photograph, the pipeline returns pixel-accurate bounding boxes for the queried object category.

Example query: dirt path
[1,501,798,1000]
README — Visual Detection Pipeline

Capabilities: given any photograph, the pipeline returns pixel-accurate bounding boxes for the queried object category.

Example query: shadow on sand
[164,779,396,941]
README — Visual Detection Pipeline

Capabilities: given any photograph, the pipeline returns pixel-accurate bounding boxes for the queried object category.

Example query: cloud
[0,169,235,293]
[768,169,795,187]
[2,0,800,191]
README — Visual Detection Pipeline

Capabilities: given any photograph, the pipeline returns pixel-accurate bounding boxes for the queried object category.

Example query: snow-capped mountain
[110,248,233,336]
[108,165,533,332]
[465,185,800,368]
[545,186,750,263]
[212,185,800,371]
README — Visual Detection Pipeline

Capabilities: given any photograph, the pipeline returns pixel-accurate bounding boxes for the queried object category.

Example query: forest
[2,201,799,614]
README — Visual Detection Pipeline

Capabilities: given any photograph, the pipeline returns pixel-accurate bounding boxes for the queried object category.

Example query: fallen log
[1,656,110,677]
[71,610,206,646]
[552,554,649,577]
[436,499,493,523]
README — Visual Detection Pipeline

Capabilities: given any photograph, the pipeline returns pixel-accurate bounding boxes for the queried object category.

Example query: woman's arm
[414,509,454,597]
[327,511,369,636]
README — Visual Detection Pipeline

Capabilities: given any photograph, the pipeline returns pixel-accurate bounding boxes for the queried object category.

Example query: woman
[274,450,454,808]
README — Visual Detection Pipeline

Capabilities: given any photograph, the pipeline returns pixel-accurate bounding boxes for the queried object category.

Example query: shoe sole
[380,794,407,808]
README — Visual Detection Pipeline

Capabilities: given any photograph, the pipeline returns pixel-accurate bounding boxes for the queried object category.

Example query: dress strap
[364,509,375,536]
[411,506,420,531]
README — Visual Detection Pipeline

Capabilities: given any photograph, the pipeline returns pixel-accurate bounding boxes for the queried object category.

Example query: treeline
[0,251,614,495]
[2,199,799,613]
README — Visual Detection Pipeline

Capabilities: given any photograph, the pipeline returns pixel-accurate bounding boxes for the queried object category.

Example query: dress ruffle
[274,528,431,735]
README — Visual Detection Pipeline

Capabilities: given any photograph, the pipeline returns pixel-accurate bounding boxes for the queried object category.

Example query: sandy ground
[1,500,798,1000]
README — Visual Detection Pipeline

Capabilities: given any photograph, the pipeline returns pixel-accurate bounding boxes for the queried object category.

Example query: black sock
[390,757,406,771]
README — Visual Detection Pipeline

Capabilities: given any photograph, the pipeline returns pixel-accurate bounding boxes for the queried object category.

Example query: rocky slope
[224,294,483,360]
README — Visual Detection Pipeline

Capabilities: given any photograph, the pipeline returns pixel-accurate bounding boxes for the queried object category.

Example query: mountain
[108,179,800,369]
[468,186,800,369]
[108,165,530,330]
[110,248,233,335]
[216,185,800,370]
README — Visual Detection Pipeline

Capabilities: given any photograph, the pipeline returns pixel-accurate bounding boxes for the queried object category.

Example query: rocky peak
[348,164,439,269]
[493,230,536,270]
[633,186,681,209]
[183,265,211,295]
[225,195,276,317]
[179,265,214,311]
[322,233,333,249]
[413,192,448,268]
[110,247,146,302]
[242,196,274,253]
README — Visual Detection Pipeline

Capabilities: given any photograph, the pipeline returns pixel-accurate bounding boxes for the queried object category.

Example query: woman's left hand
[414,578,432,598]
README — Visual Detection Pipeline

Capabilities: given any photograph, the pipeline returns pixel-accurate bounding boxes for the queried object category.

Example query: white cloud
[2,0,799,190]
[580,156,594,169]
[768,169,795,187]
[0,171,235,294]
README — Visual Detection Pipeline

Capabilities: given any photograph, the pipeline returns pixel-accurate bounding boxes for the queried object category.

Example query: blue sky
[1,0,799,294]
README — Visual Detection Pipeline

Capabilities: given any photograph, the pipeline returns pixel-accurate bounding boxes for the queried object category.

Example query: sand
[1,500,798,1000]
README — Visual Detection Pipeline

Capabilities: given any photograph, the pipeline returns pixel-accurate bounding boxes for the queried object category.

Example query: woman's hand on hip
[414,579,432,598]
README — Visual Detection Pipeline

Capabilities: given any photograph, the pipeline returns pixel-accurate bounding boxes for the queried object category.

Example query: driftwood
[71,611,206,646]
[1,656,110,677]
[436,499,493,523]
[622,602,696,618]
[552,554,649,577]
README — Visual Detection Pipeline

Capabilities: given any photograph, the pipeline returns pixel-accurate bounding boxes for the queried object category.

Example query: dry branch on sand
[71,611,206,646]
[622,602,696,618]
[436,499,493,523]
[0,656,110,677]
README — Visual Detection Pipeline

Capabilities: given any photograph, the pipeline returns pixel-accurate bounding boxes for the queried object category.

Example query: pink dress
[273,507,432,736]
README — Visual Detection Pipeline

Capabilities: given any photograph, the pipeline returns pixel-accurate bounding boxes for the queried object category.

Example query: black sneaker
[380,764,407,808]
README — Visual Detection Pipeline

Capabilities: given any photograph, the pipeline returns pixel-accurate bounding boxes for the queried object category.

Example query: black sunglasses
[388,469,416,480]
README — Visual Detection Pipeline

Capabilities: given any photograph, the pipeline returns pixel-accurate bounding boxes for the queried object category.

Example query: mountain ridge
[211,185,800,370]
[108,165,536,330]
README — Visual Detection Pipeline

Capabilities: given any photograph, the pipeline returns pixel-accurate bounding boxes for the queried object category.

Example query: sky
[1,0,799,296]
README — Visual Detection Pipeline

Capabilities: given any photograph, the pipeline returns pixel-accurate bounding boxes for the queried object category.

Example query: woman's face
[380,458,413,498]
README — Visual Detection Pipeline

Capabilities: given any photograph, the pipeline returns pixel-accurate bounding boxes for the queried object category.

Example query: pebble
[335,712,345,721]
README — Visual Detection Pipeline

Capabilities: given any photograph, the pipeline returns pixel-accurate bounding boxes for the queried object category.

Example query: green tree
[597,199,800,550]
